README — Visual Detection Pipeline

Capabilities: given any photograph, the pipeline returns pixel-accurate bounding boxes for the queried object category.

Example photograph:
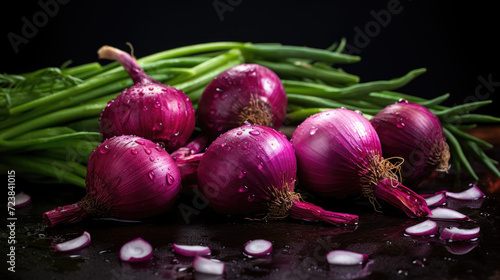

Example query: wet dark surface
[2,147,499,280]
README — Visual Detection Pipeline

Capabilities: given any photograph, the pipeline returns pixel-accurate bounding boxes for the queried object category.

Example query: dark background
[1,0,499,117]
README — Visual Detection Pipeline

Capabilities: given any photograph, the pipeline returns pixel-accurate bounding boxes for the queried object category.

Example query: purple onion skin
[370,100,449,187]
[98,46,195,152]
[291,108,431,217]
[43,135,182,226]
[292,109,382,198]
[197,124,296,215]
[197,64,287,140]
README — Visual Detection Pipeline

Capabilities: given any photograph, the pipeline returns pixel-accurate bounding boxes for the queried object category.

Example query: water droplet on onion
[309,127,318,135]
[148,171,155,181]
[144,147,152,155]
[247,194,256,202]
[238,186,249,193]
[238,170,246,178]
[167,174,175,185]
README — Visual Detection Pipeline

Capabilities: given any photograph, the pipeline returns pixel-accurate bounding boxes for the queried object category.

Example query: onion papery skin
[98,45,195,152]
[291,108,430,217]
[197,124,296,216]
[370,100,449,187]
[197,64,287,140]
[43,135,182,227]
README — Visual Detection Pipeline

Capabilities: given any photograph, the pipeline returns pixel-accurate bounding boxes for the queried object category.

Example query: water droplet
[148,87,154,91]
[221,94,227,100]
[354,110,363,115]
[167,174,175,185]
[148,171,155,181]
[154,101,161,108]
[249,130,260,136]
[398,98,409,103]
[309,127,318,135]
[396,119,405,128]
[226,146,232,152]
[258,163,264,170]
[238,170,246,178]
[130,149,138,155]
[149,156,155,162]
[242,142,249,150]
[237,131,243,135]
[144,147,152,155]
[174,131,180,136]
[238,186,248,193]
[247,194,256,202]
[143,106,148,111]
[135,139,145,145]
[99,145,110,154]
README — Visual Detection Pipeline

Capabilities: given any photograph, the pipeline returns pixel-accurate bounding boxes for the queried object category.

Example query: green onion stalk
[0,40,498,187]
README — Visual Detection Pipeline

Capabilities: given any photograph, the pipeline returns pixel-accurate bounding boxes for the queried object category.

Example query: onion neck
[175,153,204,186]
[265,187,358,226]
[373,178,431,217]
[43,203,89,227]
[237,98,273,127]
[289,200,359,226]
[97,45,151,84]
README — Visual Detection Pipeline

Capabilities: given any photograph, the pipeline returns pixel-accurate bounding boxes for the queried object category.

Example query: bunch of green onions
[1,40,498,188]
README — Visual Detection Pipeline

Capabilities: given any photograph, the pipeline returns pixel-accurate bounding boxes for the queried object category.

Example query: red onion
[120,237,153,262]
[326,250,368,265]
[440,226,480,241]
[193,256,225,275]
[98,45,196,152]
[291,108,431,217]
[244,239,273,257]
[172,244,211,257]
[197,124,358,226]
[197,64,287,139]
[404,219,438,236]
[43,135,181,227]
[54,231,91,252]
[370,100,450,187]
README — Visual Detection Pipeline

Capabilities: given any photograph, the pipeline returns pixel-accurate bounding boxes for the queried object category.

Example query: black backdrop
[2,0,499,117]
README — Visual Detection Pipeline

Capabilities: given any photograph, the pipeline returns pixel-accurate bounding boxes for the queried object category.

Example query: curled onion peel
[173,244,211,257]
[440,227,480,241]
[370,100,450,187]
[12,191,31,208]
[326,250,368,265]
[98,45,195,152]
[43,135,182,227]
[197,64,287,139]
[193,256,225,275]
[197,124,358,226]
[291,108,431,217]
[404,219,438,236]
[446,184,485,200]
[244,239,273,257]
[54,231,91,252]
[120,237,153,262]
[428,207,469,221]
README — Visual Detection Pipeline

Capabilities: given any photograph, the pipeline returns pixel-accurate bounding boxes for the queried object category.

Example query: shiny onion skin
[98,45,196,152]
[197,64,287,139]
[197,124,358,226]
[291,108,431,218]
[43,135,182,227]
[370,100,450,187]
